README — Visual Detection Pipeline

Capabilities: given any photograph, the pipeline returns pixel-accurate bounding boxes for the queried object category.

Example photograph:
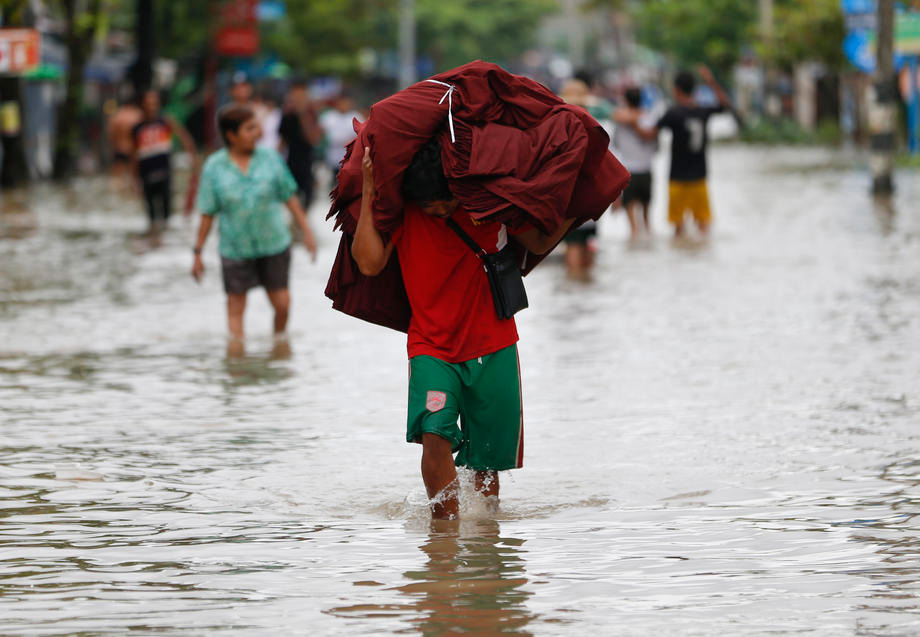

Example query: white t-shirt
[611,111,658,174]
[320,109,360,169]
[257,107,282,152]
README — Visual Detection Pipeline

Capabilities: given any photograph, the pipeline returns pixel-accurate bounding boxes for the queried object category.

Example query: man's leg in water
[668,181,688,237]
[474,471,499,498]
[625,201,641,239]
[421,433,459,519]
[266,288,290,334]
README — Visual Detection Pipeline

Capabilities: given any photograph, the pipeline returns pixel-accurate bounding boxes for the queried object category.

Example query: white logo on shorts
[426,391,447,412]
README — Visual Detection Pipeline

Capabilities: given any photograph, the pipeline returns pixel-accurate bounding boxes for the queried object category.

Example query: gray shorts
[220,246,291,295]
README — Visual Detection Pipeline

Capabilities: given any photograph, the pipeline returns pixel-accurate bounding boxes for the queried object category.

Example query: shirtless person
[108,96,143,183]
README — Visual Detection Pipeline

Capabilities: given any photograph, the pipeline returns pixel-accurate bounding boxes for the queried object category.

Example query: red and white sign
[0,29,40,75]
[215,0,259,57]
[215,26,259,57]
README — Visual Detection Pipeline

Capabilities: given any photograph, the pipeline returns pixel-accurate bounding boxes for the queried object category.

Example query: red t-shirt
[392,204,519,363]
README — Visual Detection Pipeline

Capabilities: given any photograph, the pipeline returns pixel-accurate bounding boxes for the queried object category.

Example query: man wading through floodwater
[324,62,629,520]
[351,141,575,519]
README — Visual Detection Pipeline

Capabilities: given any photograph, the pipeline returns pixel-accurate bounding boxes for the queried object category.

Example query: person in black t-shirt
[279,80,322,210]
[623,66,732,237]
[131,89,198,232]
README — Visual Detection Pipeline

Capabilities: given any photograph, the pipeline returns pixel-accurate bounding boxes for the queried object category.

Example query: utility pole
[758,0,773,41]
[758,0,776,119]
[869,0,896,195]
[398,0,415,89]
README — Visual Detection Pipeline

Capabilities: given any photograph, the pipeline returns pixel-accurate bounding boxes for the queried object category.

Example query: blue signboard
[844,30,877,72]
[258,1,286,22]
[842,0,877,71]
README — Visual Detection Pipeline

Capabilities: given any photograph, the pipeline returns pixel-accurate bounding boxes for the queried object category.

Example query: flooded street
[1,145,919,635]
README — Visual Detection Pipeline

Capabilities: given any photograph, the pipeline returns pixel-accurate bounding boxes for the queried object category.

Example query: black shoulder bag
[446,218,528,320]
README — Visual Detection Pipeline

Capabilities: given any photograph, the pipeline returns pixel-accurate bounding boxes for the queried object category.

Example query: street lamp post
[398,0,415,89]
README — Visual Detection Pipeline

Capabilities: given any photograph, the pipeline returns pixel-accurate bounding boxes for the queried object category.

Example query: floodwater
[1,146,918,636]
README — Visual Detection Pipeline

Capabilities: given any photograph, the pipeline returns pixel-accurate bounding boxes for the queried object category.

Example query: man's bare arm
[166,115,199,163]
[698,65,732,108]
[615,106,658,141]
[351,147,394,276]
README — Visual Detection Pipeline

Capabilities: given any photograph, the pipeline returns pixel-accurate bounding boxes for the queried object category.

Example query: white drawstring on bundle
[424,79,458,143]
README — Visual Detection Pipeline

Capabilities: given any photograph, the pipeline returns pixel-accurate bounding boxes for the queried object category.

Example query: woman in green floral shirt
[192,104,317,355]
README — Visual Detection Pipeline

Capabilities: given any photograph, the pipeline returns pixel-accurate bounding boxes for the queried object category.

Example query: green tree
[262,0,557,77]
[155,3,219,61]
[764,0,846,70]
[48,0,107,179]
[414,0,557,71]
[262,0,391,76]
[632,0,757,76]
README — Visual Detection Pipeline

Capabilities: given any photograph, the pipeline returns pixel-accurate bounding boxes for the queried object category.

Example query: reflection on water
[329,520,534,636]
[2,147,920,635]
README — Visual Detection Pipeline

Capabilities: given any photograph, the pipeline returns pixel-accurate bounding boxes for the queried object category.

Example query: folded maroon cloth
[325,60,630,333]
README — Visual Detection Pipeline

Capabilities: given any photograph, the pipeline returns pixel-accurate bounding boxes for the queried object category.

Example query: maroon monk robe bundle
[325,60,630,333]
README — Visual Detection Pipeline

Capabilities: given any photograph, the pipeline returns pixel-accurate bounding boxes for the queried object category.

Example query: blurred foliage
[631,0,846,74]
[413,0,557,71]
[763,0,846,70]
[740,118,843,145]
[154,3,214,60]
[262,0,389,76]
[151,0,556,77]
[895,152,920,168]
[631,0,757,76]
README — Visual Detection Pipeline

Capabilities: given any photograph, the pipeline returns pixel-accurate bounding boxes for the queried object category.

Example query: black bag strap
[445,217,487,258]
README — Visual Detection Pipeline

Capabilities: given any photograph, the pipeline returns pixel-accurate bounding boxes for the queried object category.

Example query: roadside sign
[895,12,920,54]
[841,2,920,72]
[215,26,259,57]
[0,29,40,75]
[215,0,259,57]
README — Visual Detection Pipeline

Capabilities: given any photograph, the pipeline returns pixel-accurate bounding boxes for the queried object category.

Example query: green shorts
[407,344,523,471]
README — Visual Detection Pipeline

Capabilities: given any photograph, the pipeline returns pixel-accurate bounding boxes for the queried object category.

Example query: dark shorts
[287,159,314,205]
[563,221,597,245]
[622,171,652,206]
[220,246,291,295]
[113,151,131,164]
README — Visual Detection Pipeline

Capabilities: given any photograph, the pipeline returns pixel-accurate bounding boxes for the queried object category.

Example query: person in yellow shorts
[668,178,712,230]
[619,66,732,237]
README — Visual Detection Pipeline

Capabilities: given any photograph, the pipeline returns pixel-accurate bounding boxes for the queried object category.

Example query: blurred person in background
[254,87,282,153]
[612,87,658,240]
[229,72,254,107]
[191,104,318,357]
[559,78,598,281]
[626,66,732,238]
[131,89,198,233]
[319,93,360,187]
[107,90,143,186]
[279,80,322,210]
[573,69,613,121]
